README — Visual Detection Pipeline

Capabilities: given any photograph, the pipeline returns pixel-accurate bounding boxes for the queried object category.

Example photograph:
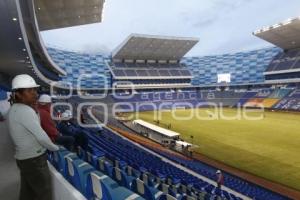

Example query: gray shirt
[7,103,59,160]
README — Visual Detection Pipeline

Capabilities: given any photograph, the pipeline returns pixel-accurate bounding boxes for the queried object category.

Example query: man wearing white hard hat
[7,74,59,200]
[216,170,224,189]
[37,94,75,151]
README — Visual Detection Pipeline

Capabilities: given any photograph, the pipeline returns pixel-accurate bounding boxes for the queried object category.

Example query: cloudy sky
[41,0,300,56]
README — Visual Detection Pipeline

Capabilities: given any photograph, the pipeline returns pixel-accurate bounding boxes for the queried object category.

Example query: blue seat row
[58,122,289,200]
[48,148,144,200]
[78,146,220,200]
[63,125,234,200]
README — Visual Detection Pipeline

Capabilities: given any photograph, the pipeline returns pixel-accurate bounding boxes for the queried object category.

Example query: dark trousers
[55,135,75,151]
[74,133,89,150]
[16,153,52,200]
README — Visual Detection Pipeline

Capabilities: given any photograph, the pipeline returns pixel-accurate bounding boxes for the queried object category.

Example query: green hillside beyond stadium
[132,108,300,191]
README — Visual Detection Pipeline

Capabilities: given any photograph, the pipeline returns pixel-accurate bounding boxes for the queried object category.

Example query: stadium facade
[183,47,281,86]
[48,46,282,88]
[47,47,112,89]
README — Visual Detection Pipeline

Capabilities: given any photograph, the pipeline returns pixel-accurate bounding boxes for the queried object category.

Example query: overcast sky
[41,0,300,56]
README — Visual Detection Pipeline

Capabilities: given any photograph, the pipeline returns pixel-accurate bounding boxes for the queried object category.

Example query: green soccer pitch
[131,108,300,191]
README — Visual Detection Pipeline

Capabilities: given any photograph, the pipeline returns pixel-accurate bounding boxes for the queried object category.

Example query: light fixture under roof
[254,30,261,34]
[12,18,17,21]
[22,49,26,52]
[18,37,22,40]
[282,18,292,25]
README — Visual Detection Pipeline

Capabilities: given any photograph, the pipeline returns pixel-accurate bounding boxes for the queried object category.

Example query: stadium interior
[0,1,300,200]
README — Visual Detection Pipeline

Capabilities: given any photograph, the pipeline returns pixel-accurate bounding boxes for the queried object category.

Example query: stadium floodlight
[262,26,270,32]
[282,18,292,25]
[272,23,281,28]
[253,30,261,35]
[12,17,17,21]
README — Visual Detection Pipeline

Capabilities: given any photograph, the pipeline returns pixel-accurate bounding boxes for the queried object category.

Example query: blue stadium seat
[98,158,113,177]
[112,167,135,188]
[140,173,157,188]
[65,156,96,196]
[158,194,178,200]
[126,165,141,178]
[114,159,127,169]
[52,149,79,177]
[178,183,194,196]
[78,146,87,160]
[86,150,105,169]
[165,176,181,187]
[86,171,144,200]
[131,178,163,200]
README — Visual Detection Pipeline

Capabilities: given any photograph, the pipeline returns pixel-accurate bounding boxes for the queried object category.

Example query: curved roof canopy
[112,34,199,61]
[35,0,105,31]
[254,16,300,50]
[0,0,105,88]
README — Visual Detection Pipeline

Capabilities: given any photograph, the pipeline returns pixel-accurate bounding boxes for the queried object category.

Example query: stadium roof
[254,16,300,50]
[112,34,199,61]
[0,0,106,88]
[35,0,105,31]
[133,119,180,138]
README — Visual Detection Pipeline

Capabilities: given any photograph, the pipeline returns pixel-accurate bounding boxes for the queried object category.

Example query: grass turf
[130,108,300,191]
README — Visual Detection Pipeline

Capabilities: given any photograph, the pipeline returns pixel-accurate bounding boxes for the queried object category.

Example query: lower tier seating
[48,148,144,200]
[57,124,244,200]
[56,122,290,200]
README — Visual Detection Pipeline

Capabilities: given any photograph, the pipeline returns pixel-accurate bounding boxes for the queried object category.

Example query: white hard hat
[61,112,69,119]
[65,110,72,115]
[62,110,72,119]
[38,94,52,103]
[216,170,221,174]
[12,74,40,90]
